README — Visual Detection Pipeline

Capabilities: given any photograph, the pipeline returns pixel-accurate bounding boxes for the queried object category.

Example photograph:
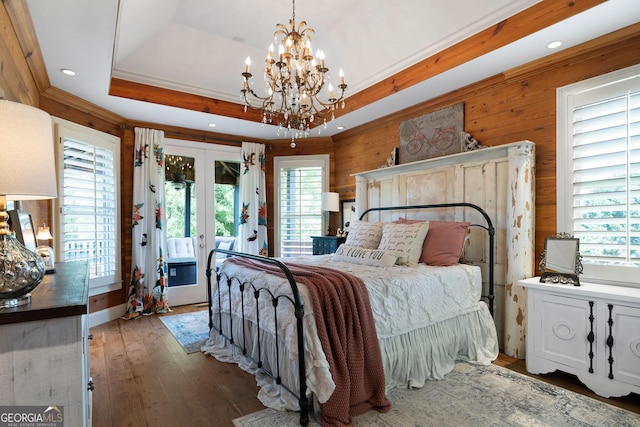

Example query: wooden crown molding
[108,0,606,126]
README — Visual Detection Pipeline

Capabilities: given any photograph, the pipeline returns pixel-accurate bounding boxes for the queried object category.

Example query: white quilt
[293,254,483,338]
[203,255,496,410]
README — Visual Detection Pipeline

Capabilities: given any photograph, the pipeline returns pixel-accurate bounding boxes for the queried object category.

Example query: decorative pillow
[421,220,471,266]
[333,245,399,267]
[344,221,384,249]
[377,221,430,266]
[218,241,232,251]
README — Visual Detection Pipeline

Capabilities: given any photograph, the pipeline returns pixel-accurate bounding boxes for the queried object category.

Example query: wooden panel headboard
[352,141,535,358]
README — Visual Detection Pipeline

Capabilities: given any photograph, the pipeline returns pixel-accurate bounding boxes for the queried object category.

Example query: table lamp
[0,98,58,307]
[321,192,340,236]
[36,224,56,274]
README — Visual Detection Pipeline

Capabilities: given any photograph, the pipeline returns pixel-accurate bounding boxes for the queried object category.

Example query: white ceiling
[25,0,640,140]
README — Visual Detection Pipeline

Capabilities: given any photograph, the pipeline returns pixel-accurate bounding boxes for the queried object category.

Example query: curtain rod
[119,125,242,146]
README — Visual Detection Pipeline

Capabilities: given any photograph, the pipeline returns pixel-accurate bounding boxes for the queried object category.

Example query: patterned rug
[232,362,640,426]
[159,310,210,353]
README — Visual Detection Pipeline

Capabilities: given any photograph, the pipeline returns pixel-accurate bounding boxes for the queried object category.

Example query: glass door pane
[214,160,239,237]
[212,160,240,269]
[164,147,208,307]
[165,154,196,241]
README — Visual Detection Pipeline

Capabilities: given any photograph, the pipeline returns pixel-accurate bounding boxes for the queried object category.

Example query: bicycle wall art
[398,102,464,164]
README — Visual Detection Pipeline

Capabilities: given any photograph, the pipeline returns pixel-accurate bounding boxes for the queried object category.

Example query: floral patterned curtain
[237,142,268,255]
[123,128,170,319]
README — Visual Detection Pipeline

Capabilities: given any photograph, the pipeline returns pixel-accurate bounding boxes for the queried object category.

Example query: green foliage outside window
[215,184,236,236]
[165,182,196,238]
[164,181,237,238]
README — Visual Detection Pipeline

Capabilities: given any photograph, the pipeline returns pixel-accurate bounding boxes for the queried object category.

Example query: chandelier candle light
[241,0,347,147]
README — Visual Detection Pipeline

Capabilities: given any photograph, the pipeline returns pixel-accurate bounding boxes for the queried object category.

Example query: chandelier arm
[243,86,273,102]
[311,90,346,110]
[303,72,325,98]
[242,95,272,112]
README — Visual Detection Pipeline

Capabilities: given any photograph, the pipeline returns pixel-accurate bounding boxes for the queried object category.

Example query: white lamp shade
[36,226,54,241]
[0,100,57,200]
[321,192,340,212]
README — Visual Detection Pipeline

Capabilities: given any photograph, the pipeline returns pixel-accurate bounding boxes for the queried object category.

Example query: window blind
[61,138,119,284]
[280,166,322,257]
[571,90,640,263]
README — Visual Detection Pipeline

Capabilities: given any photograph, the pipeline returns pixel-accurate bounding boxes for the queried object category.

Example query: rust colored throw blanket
[227,257,391,426]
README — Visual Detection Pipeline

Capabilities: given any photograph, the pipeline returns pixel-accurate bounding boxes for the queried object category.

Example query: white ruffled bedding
[297,255,483,337]
[202,255,498,411]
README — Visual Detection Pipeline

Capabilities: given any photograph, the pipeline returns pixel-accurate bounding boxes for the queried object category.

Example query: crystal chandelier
[241,0,347,147]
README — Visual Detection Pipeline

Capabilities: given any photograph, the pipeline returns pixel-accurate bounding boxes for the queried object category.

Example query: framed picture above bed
[398,102,464,164]
[341,199,356,231]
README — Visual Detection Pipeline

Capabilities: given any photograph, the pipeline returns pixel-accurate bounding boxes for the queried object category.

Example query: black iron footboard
[205,250,310,426]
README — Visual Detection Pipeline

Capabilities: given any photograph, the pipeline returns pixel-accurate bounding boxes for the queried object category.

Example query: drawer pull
[587,301,594,373]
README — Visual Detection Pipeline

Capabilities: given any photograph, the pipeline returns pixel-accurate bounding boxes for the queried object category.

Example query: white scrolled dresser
[519,277,640,398]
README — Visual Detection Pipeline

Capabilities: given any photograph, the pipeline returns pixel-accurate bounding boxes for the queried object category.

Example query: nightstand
[518,277,640,398]
[311,236,346,255]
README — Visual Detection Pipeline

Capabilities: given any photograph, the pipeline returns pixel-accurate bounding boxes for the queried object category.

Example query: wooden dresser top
[0,261,89,325]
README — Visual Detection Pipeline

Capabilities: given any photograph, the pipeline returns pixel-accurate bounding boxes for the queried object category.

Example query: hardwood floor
[89,304,640,426]
[89,304,263,427]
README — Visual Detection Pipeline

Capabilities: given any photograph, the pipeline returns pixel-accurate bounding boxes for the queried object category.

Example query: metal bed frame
[206,203,495,426]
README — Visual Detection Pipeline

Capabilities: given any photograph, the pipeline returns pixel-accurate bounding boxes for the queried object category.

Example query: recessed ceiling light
[547,41,562,49]
[337,126,345,130]
[208,123,217,128]
[60,68,76,76]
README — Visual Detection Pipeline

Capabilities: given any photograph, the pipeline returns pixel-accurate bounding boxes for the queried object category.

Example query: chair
[166,237,197,286]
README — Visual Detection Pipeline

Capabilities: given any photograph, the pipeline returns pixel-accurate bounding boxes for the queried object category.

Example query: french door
[164,140,241,306]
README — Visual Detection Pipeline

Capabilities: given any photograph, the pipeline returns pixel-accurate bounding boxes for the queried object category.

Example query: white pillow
[218,241,232,251]
[333,245,399,267]
[377,221,430,266]
[344,221,384,249]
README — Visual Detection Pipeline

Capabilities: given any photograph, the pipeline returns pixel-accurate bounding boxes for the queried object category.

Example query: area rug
[159,310,210,353]
[232,362,640,426]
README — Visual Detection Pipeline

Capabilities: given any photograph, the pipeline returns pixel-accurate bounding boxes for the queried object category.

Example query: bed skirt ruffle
[202,301,498,412]
[381,301,498,390]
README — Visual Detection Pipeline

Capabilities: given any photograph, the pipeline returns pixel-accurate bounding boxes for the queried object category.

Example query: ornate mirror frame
[539,233,583,286]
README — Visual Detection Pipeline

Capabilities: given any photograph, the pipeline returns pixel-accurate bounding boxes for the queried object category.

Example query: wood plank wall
[332,23,640,274]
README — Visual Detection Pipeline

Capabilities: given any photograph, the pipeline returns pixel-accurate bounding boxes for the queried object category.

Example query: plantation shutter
[571,81,640,263]
[61,138,119,286]
[280,166,323,257]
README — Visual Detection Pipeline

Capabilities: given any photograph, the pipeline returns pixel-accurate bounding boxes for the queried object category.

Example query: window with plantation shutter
[274,155,329,257]
[557,65,640,287]
[54,118,121,294]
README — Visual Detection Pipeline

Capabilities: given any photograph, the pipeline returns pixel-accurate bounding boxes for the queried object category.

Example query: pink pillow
[394,218,470,266]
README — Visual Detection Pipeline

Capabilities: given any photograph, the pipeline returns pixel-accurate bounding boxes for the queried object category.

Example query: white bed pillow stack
[377,221,430,266]
[333,244,399,267]
[336,219,430,266]
[344,221,383,249]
